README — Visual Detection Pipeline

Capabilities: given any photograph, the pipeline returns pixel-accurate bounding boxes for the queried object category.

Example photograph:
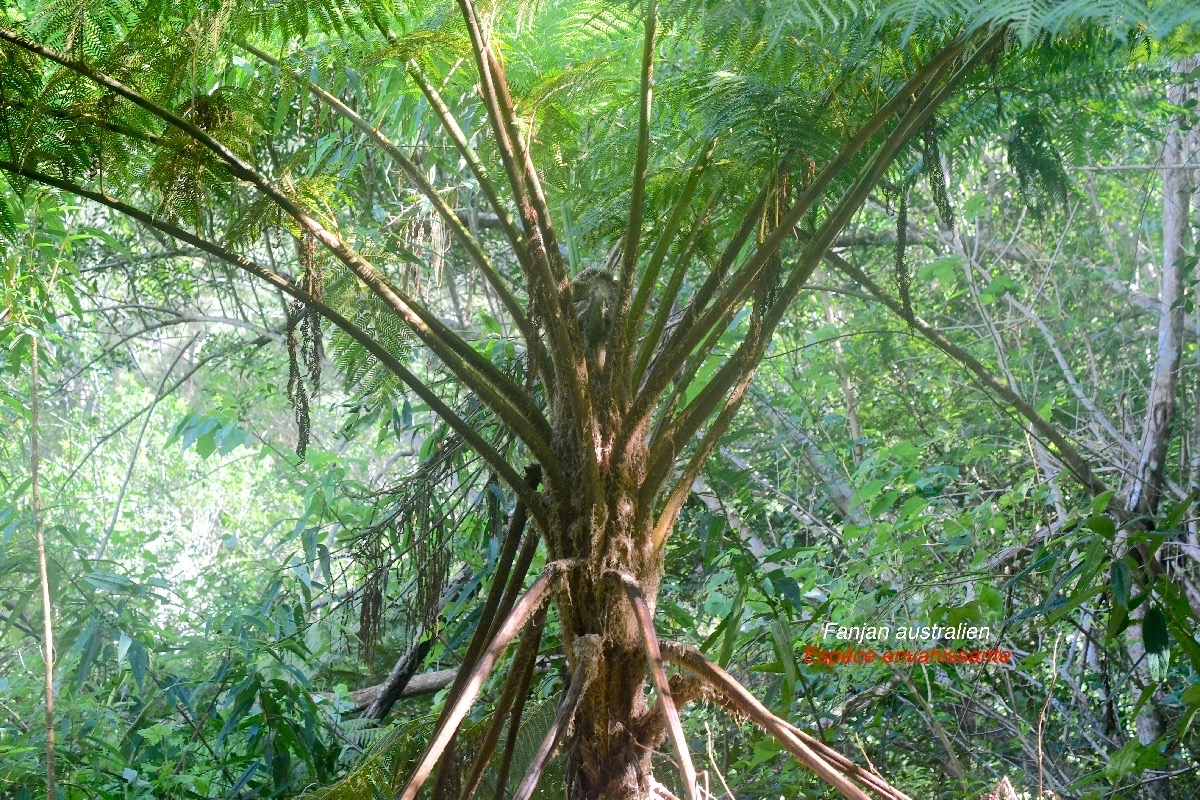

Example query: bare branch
[94,334,197,567]
[349,668,456,708]
[817,242,1108,498]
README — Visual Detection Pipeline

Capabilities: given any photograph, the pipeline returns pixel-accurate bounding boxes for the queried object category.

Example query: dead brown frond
[661,641,911,800]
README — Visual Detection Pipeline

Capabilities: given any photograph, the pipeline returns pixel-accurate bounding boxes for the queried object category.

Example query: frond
[878,0,1200,46]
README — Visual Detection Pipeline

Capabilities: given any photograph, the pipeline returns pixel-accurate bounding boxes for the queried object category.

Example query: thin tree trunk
[1126,56,1195,518]
[1123,56,1197,794]
[31,335,56,800]
[821,290,864,464]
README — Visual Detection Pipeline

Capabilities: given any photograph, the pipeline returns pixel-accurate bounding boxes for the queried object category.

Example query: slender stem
[490,605,546,800]
[94,335,196,567]
[429,467,538,799]
[649,331,765,553]
[450,1,566,298]
[631,186,723,388]
[483,44,568,286]
[629,179,773,428]
[31,336,56,800]
[451,2,593,459]
[640,31,1007,561]
[646,316,726,449]
[649,29,1005,468]
[52,339,263,502]
[457,605,546,800]
[818,244,1107,497]
[626,139,716,386]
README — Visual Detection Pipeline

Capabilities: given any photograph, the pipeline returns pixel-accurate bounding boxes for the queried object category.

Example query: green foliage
[2,0,1200,799]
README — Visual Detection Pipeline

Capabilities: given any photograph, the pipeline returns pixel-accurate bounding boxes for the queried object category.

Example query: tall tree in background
[2,1,1197,797]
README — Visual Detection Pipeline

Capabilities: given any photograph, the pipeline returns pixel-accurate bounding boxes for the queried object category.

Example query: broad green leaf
[1143,607,1170,682]
[1111,560,1131,608]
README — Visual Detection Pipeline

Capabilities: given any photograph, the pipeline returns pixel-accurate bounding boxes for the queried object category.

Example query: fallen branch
[364,565,473,720]
[350,669,458,708]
